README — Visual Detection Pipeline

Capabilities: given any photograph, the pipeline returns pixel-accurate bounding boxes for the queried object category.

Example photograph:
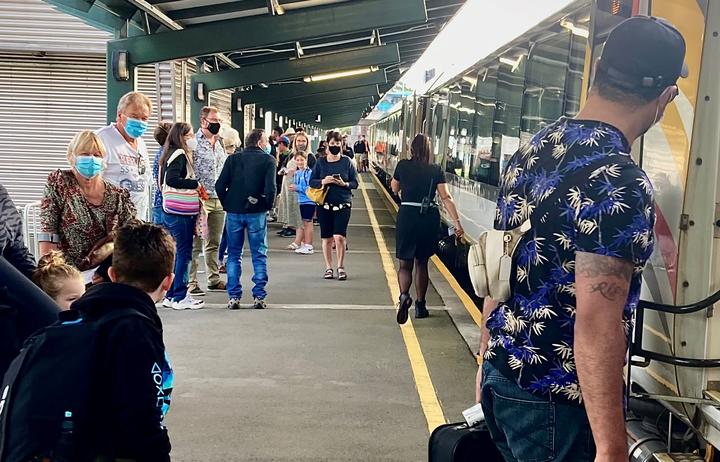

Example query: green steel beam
[240,71,387,105]
[106,0,426,65]
[188,45,396,127]
[276,98,375,119]
[46,0,146,35]
[197,45,398,92]
[262,86,378,113]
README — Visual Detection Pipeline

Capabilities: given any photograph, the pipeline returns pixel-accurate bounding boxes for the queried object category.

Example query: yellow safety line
[358,175,447,432]
[369,173,483,330]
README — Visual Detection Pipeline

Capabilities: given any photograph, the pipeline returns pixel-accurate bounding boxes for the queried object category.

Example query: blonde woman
[39,130,136,276]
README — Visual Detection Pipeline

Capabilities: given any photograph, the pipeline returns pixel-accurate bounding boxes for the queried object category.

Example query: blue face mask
[262,143,272,155]
[124,117,148,139]
[75,155,104,179]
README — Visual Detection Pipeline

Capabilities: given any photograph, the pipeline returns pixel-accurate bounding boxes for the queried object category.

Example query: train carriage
[370,0,720,454]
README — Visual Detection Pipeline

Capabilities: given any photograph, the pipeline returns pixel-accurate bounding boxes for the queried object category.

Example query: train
[369,0,720,457]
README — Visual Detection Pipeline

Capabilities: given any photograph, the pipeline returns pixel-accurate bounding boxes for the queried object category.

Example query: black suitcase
[428,421,504,462]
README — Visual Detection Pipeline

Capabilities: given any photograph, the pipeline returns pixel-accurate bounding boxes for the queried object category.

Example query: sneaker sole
[189,292,206,297]
[207,287,226,292]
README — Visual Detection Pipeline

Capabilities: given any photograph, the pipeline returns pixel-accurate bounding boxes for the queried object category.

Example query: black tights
[398,258,430,302]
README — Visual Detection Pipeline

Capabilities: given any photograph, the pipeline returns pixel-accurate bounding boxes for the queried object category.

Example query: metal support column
[191,59,208,130]
[231,90,244,141]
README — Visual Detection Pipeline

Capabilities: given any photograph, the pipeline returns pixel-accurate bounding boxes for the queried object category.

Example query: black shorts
[317,206,351,238]
[395,206,440,260]
[299,204,315,222]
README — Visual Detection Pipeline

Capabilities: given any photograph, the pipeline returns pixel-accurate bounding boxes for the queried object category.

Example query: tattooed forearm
[590,282,627,302]
[576,252,634,280]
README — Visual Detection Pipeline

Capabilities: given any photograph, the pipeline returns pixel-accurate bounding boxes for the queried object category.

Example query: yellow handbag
[306,186,328,205]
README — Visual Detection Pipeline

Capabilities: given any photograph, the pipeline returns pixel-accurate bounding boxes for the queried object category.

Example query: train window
[471,67,499,185]
[445,83,461,176]
[521,31,572,139]
[565,30,587,117]
[431,87,449,167]
[493,50,527,176]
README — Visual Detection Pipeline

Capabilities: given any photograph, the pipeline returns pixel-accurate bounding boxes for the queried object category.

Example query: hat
[282,127,296,137]
[599,16,687,92]
[277,135,290,147]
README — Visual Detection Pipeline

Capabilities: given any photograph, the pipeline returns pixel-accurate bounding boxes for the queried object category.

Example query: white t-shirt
[95,123,150,220]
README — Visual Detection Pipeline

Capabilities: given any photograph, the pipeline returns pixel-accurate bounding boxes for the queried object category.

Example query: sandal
[323,268,334,279]
[396,292,413,325]
[287,242,300,250]
[337,267,347,281]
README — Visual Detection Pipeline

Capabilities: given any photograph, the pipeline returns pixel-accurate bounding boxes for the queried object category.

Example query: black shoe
[415,300,429,319]
[276,228,287,235]
[396,293,412,325]
[280,228,296,237]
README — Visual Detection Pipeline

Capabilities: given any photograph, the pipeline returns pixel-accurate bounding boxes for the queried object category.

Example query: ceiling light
[499,55,524,72]
[296,42,304,57]
[560,19,589,38]
[303,66,379,83]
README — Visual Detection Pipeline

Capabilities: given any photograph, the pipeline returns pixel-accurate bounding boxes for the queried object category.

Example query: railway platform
[160,173,480,461]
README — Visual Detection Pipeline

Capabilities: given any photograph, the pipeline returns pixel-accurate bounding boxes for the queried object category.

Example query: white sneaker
[172,295,205,310]
[295,244,314,255]
[161,298,173,308]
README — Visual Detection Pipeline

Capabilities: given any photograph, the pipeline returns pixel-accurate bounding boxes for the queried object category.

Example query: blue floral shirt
[485,118,656,405]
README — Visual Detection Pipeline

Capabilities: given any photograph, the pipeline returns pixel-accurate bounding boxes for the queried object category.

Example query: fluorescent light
[560,19,589,38]
[303,66,379,83]
[499,55,524,72]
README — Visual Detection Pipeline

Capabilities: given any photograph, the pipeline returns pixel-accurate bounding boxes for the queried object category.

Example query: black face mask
[329,146,341,155]
[207,122,221,135]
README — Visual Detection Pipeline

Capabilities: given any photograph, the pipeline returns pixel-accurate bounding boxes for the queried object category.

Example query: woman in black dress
[391,134,464,324]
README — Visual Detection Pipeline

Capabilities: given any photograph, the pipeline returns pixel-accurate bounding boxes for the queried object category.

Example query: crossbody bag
[468,156,632,302]
[162,149,200,216]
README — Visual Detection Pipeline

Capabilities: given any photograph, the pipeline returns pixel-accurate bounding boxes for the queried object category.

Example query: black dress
[393,160,446,260]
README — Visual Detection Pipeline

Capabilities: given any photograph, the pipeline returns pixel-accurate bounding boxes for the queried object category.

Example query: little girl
[33,251,86,310]
[290,151,315,255]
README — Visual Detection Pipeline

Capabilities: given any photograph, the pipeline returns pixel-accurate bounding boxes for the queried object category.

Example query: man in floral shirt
[477,17,687,461]
[188,106,228,294]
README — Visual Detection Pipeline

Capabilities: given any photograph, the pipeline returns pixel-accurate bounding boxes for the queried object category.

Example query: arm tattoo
[576,252,634,302]
[576,253,634,280]
[590,282,626,302]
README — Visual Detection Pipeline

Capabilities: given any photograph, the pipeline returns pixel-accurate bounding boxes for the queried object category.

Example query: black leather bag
[429,421,503,462]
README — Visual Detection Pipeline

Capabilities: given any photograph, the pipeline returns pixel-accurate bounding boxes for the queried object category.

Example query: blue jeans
[164,213,197,302]
[480,361,595,462]
[218,224,228,264]
[226,212,268,300]
[152,206,165,226]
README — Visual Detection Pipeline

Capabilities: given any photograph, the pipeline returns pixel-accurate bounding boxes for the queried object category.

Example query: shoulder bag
[468,156,632,302]
[306,158,329,205]
[162,149,200,216]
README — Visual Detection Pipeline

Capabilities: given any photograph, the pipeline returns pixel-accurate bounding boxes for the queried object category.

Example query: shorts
[317,206,352,238]
[299,203,315,222]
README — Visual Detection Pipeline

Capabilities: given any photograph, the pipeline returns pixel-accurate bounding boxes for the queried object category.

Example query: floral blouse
[40,170,137,269]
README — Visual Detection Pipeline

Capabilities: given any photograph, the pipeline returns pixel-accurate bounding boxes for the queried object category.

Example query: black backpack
[0,308,149,462]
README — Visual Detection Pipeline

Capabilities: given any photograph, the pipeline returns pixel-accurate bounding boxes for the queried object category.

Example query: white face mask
[186,137,198,151]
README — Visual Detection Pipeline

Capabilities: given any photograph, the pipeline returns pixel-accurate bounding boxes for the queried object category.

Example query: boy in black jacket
[72,222,175,461]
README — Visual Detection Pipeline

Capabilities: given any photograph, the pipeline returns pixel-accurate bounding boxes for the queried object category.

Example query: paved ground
[160,174,478,461]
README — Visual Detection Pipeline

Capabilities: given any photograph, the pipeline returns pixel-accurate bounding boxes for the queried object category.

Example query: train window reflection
[471,67,498,185]
[493,50,527,177]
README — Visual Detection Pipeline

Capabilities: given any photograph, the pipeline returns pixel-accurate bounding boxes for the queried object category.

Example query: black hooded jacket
[72,283,173,462]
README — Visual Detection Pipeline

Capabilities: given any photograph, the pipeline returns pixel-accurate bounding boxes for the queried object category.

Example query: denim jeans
[152,206,165,226]
[164,213,197,302]
[218,224,228,264]
[480,361,595,462]
[225,212,268,300]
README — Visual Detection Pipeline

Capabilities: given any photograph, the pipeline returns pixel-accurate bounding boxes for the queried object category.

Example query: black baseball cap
[598,16,688,93]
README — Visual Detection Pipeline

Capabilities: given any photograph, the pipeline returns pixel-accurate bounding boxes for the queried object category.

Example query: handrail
[632,288,720,368]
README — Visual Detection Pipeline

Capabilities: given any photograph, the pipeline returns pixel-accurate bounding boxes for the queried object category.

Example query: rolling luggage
[428,421,503,462]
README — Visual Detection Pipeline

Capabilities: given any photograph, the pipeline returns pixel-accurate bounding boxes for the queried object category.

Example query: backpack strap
[528,155,634,226]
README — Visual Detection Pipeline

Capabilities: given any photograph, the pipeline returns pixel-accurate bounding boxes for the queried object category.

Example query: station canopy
[45,0,467,128]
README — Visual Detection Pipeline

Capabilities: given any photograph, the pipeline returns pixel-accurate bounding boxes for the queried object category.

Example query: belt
[401,202,438,208]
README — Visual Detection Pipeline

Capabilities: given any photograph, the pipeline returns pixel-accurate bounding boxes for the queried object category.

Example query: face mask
[75,155,104,179]
[124,117,148,139]
[296,143,307,151]
[186,137,198,151]
[206,122,221,135]
[329,146,341,155]
[262,143,272,155]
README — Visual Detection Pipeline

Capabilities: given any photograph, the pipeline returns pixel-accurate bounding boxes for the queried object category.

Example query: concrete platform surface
[160,174,478,461]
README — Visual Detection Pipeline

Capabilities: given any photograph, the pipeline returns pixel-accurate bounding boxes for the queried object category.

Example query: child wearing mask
[33,251,85,311]
[289,151,315,255]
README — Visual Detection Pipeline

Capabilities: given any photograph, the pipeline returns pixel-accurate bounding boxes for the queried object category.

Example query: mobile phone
[332,174,341,180]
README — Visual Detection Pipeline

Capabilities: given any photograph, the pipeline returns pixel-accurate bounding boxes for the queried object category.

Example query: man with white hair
[95,91,152,220]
